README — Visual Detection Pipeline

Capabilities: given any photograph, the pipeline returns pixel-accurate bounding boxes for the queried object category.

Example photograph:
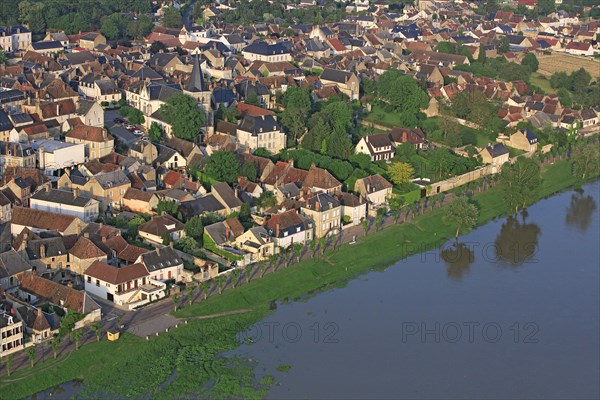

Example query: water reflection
[566,188,597,232]
[440,242,475,281]
[494,214,541,267]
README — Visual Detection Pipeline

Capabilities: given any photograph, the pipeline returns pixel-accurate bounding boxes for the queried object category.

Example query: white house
[30,187,100,222]
[242,41,292,62]
[31,139,85,177]
[84,261,166,309]
[263,209,313,249]
[137,246,185,282]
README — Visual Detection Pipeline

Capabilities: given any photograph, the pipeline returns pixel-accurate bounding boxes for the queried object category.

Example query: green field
[530,72,554,94]
[0,159,591,400]
[364,103,405,127]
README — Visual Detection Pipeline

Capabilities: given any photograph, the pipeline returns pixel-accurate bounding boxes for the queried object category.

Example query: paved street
[104,109,140,146]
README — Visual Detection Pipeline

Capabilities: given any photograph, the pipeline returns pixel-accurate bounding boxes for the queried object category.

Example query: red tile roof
[12,206,79,233]
[85,261,149,285]
[20,273,89,313]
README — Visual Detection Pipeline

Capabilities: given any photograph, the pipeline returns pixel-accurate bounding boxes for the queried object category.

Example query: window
[87,276,91,283]
[96,279,100,287]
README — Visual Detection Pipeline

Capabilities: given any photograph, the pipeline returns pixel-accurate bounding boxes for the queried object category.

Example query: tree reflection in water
[565,188,597,233]
[494,213,541,267]
[441,242,475,280]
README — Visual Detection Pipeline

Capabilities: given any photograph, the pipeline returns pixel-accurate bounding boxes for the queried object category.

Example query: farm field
[537,53,600,79]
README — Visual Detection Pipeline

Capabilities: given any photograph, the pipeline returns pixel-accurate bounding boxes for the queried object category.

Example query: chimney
[40,244,46,258]
[83,232,89,238]
[365,135,369,143]
[73,187,79,198]
[56,103,60,116]
[315,200,320,211]
[157,247,161,256]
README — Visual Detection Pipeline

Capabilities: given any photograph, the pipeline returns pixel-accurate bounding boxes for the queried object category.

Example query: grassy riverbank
[0,159,592,399]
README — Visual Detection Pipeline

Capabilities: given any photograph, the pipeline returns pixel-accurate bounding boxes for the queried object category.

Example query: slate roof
[243,41,290,56]
[95,170,130,189]
[0,249,32,279]
[320,68,353,84]
[212,182,243,209]
[238,114,280,135]
[140,246,182,273]
[31,188,95,207]
[486,143,509,158]
[26,237,67,260]
[31,40,63,51]
[180,194,225,217]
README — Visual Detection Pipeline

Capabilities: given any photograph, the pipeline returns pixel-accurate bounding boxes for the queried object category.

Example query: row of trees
[6,0,153,35]
[454,56,538,86]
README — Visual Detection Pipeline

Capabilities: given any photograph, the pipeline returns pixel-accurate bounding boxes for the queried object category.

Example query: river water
[232,182,600,400]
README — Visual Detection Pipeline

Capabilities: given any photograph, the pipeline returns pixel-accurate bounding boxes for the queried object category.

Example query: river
[231,182,600,400]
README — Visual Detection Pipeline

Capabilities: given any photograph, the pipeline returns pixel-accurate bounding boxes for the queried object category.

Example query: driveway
[105,109,140,146]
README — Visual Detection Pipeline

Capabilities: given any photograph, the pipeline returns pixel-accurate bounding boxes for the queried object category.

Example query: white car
[133,129,143,136]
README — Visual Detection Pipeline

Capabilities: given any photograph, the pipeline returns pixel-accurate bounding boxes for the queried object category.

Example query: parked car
[125,124,135,130]
[113,118,124,124]
[133,129,143,136]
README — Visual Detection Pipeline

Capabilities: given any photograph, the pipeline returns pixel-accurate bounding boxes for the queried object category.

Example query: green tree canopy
[158,93,206,141]
[521,53,539,72]
[443,197,479,239]
[500,157,541,214]
[204,151,240,184]
[161,7,182,28]
[281,87,312,144]
[148,122,163,142]
[376,70,429,113]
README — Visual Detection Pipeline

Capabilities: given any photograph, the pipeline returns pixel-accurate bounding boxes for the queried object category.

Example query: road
[105,109,140,146]
[0,192,466,378]
[182,0,199,29]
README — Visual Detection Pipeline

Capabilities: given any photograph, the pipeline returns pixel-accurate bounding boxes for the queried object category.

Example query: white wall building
[30,188,100,222]
[32,140,85,176]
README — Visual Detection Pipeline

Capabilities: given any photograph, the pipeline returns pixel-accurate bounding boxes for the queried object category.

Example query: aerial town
[0,0,598,397]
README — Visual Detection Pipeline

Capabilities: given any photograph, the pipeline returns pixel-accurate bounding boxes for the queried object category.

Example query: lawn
[530,72,554,94]
[0,159,589,400]
[364,103,405,128]
[507,146,527,158]
[203,234,243,262]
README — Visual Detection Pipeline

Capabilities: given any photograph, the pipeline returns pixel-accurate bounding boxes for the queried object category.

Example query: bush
[101,101,109,107]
